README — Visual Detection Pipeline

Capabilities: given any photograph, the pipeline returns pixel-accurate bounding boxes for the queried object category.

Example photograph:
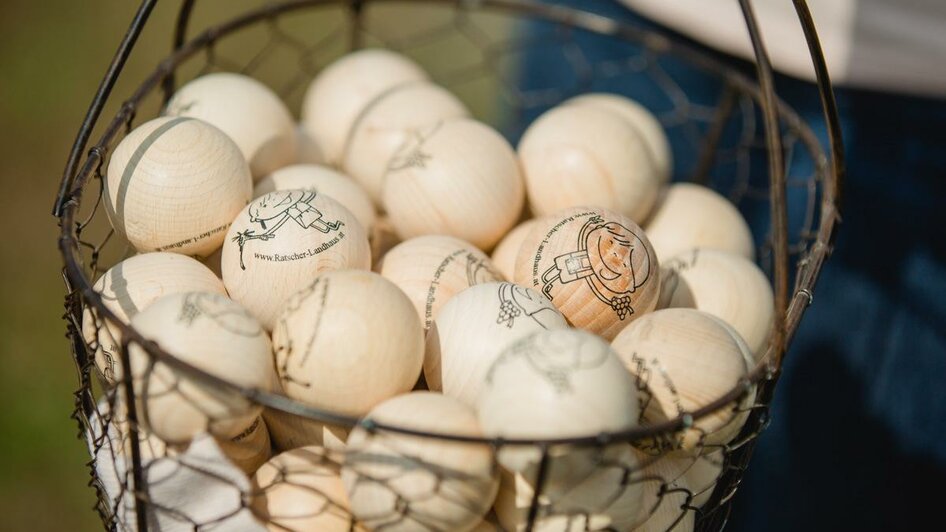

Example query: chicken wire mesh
[54,0,842,530]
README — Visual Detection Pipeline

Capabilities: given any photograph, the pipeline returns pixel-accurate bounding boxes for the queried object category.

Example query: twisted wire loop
[55,1,838,530]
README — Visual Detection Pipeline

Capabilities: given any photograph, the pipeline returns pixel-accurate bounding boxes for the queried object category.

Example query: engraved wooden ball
[128,292,275,444]
[378,235,505,331]
[165,72,296,179]
[513,206,660,340]
[490,219,538,281]
[632,450,696,532]
[518,104,661,223]
[610,309,754,453]
[254,164,377,232]
[565,93,672,183]
[382,119,525,251]
[301,49,428,165]
[425,282,569,407]
[82,252,225,384]
[342,392,499,532]
[643,183,754,262]
[221,189,371,330]
[273,270,424,417]
[661,249,774,361]
[105,116,252,256]
[252,446,364,532]
[341,81,470,204]
[477,329,640,487]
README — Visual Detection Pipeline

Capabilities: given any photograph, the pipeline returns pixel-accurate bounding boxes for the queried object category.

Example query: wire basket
[54,0,843,530]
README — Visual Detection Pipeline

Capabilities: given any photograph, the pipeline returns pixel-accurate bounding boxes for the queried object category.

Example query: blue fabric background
[522,2,946,529]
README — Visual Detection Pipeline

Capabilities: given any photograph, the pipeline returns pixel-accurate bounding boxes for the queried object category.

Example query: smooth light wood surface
[643,183,754,262]
[128,292,274,444]
[660,249,774,361]
[514,206,660,340]
[252,446,363,532]
[565,93,672,184]
[631,450,695,532]
[217,415,272,475]
[165,72,296,179]
[518,104,661,223]
[369,215,401,270]
[477,329,639,489]
[382,119,525,250]
[342,81,469,204]
[222,189,371,330]
[378,235,505,331]
[273,270,424,417]
[491,219,538,281]
[82,252,225,384]
[254,164,377,232]
[301,49,428,165]
[342,392,499,532]
[293,123,327,165]
[611,309,754,453]
[105,116,252,257]
[425,282,569,406]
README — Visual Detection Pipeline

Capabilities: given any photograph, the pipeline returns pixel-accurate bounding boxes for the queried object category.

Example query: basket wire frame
[54,0,843,530]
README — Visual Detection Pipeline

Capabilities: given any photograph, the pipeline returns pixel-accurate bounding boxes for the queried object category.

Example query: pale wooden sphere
[378,235,505,331]
[632,450,695,532]
[514,206,660,340]
[105,116,252,256]
[494,445,646,531]
[491,219,538,281]
[518,104,661,223]
[82,252,225,384]
[425,282,569,406]
[342,81,470,204]
[128,292,274,444]
[661,249,774,361]
[382,119,525,250]
[565,93,672,183]
[252,446,363,532]
[218,415,273,475]
[221,189,371,330]
[477,329,639,489]
[165,72,296,179]
[342,392,499,532]
[369,215,401,270]
[671,451,724,509]
[301,49,428,165]
[610,309,754,453]
[273,270,424,417]
[254,164,377,232]
[263,407,349,455]
[293,123,327,165]
[643,183,754,262]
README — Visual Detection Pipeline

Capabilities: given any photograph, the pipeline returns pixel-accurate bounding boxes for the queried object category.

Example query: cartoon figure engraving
[486,330,609,394]
[232,190,344,270]
[540,216,651,320]
[386,121,442,174]
[177,292,263,337]
[496,283,561,329]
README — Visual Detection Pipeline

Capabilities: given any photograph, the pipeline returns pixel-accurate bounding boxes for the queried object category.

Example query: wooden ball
[369,215,401,270]
[82,252,225,384]
[294,123,327,165]
[661,249,774,361]
[263,407,349,455]
[565,93,672,183]
[221,189,371,330]
[610,309,754,453]
[632,450,696,532]
[129,292,274,444]
[301,49,428,165]
[672,451,724,509]
[165,73,296,179]
[378,235,505,331]
[105,117,252,256]
[342,392,499,532]
[477,329,639,488]
[514,207,660,340]
[252,446,363,532]
[273,270,424,417]
[254,164,377,232]
[218,415,273,475]
[342,81,469,204]
[425,282,569,406]
[643,183,754,262]
[518,104,661,223]
[382,119,525,250]
[494,445,646,531]
[491,219,538,281]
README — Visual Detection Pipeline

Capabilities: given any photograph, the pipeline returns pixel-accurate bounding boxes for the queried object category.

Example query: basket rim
[55,0,842,447]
